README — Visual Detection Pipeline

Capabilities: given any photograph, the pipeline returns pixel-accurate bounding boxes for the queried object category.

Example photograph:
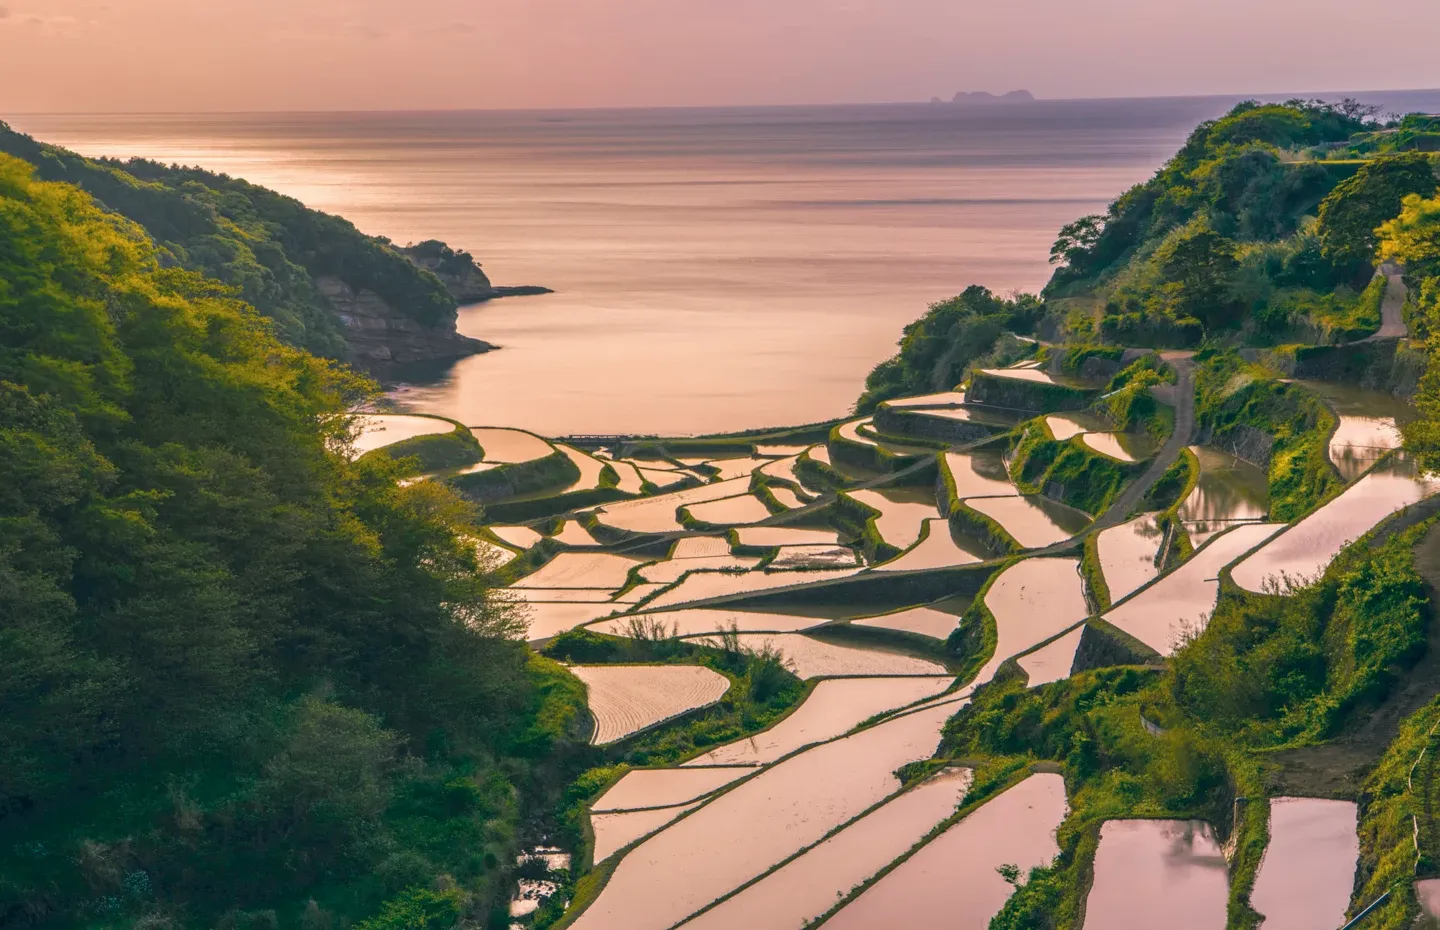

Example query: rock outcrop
[316,275,493,368]
[399,240,552,304]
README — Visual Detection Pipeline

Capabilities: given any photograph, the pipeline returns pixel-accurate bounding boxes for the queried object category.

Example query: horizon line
[5,85,1440,119]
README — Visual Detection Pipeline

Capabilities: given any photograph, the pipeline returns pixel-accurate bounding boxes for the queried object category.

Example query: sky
[3,0,1439,112]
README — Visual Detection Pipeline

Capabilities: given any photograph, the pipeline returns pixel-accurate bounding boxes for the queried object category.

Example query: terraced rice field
[637,554,762,584]
[552,520,600,546]
[885,391,969,409]
[469,426,554,463]
[975,557,1089,685]
[1082,820,1228,930]
[758,455,802,482]
[1178,446,1269,545]
[515,552,647,589]
[684,633,947,678]
[807,444,831,465]
[1106,523,1285,654]
[683,676,954,766]
[476,539,519,570]
[846,488,940,551]
[500,588,618,604]
[591,804,698,863]
[1096,513,1164,601]
[588,608,828,638]
[678,768,974,930]
[853,605,961,640]
[1249,798,1357,930]
[638,467,689,490]
[555,443,610,493]
[734,526,839,547]
[1329,416,1402,481]
[521,602,624,641]
[767,486,806,509]
[351,414,456,456]
[566,700,959,930]
[824,773,1067,930]
[593,768,748,812]
[611,583,669,604]
[1044,412,1108,440]
[570,665,731,745]
[491,525,545,549]
[1080,432,1139,462]
[642,567,862,610]
[608,459,646,494]
[1232,458,1440,593]
[593,478,753,533]
[965,495,1085,549]
[671,536,734,558]
[874,518,986,571]
[684,494,773,527]
[1016,628,1085,686]
[755,444,809,456]
[702,457,774,480]
[976,367,1064,384]
[943,450,1017,498]
[768,545,859,569]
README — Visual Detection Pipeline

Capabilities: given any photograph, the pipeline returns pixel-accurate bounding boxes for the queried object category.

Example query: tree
[1154,226,1242,330]
[1049,215,1104,267]
[1317,153,1439,274]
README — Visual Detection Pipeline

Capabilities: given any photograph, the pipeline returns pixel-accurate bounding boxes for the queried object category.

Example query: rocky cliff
[316,275,493,367]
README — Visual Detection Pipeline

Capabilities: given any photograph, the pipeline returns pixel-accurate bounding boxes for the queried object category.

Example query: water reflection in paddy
[1096,512,1163,602]
[1017,627,1085,686]
[592,477,752,533]
[514,552,646,589]
[1249,797,1357,930]
[1083,820,1228,929]
[589,608,826,637]
[683,676,954,766]
[734,526,839,547]
[853,602,966,640]
[846,488,940,550]
[824,773,1067,930]
[683,493,773,527]
[643,566,862,609]
[874,518,988,571]
[466,425,554,463]
[590,803,698,863]
[684,632,947,678]
[566,700,960,930]
[351,413,455,456]
[944,450,1017,498]
[593,768,747,812]
[1232,457,1440,593]
[964,495,1088,549]
[975,558,1089,685]
[678,768,974,930]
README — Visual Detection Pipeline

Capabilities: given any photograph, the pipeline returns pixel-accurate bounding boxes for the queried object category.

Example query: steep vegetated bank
[0,122,544,372]
[0,153,586,928]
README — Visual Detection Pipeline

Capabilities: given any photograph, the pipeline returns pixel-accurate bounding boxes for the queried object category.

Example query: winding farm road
[1365,266,1409,342]
[1093,352,1196,530]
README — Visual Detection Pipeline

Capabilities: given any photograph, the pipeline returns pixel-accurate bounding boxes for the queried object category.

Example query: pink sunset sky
[3,0,1438,112]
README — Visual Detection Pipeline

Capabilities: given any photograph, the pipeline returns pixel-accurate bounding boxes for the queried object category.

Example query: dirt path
[1092,352,1196,530]
[1364,267,1408,342]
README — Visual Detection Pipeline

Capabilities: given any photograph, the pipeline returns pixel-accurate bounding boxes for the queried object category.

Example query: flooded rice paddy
[853,604,963,640]
[554,443,609,492]
[552,519,600,547]
[468,426,554,463]
[975,557,1089,685]
[944,450,1018,498]
[638,554,762,583]
[685,633,947,678]
[734,526,840,547]
[592,477,752,533]
[1178,445,1270,544]
[566,700,959,930]
[1232,457,1440,593]
[514,552,646,589]
[1082,820,1228,930]
[592,767,748,812]
[875,519,987,571]
[976,367,1066,385]
[591,608,827,638]
[1096,513,1164,602]
[964,495,1089,548]
[1080,431,1141,462]
[1045,412,1110,440]
[677,768,974,930]
[1105,523,1284,654]
[823,772,1067,930]
[590,803,699,863]
[768,545,861,569]
[683,676,954,766]
[1249,797,1358,930]
[643,567,863,610]
[1016,628,1085,686]
[570,664,731,745]
[489,524,543,549]
[351,413,456,456]
[683,493,774,526]
[883,390,968,408]
[767,486,806,509]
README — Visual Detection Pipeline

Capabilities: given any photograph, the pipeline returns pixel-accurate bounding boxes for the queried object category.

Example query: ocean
[14,90,1440,435]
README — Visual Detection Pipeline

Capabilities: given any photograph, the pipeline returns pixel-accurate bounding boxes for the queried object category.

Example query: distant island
[929,89,1036,105]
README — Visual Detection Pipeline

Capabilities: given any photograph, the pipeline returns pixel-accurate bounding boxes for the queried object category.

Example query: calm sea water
[15,91,1440,435]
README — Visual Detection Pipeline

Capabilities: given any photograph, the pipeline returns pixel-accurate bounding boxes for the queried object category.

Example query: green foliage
[0,153,578,927]
[1317,153,1440,274]
[0,121,458,359]
[370,423,484,474]
[857,286,1043,412]
[1008,422,1141,515]
[355,886,465,930]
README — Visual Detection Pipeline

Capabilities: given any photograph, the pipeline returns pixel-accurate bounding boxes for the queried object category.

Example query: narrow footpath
[1365,265,1409,342]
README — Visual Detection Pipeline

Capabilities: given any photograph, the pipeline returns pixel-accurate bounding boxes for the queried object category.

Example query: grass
[1008,422,1144,516]
[365,419,484,473]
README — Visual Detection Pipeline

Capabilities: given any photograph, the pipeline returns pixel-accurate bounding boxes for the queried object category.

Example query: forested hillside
[0,123,477,367]
[0,153,584,928]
